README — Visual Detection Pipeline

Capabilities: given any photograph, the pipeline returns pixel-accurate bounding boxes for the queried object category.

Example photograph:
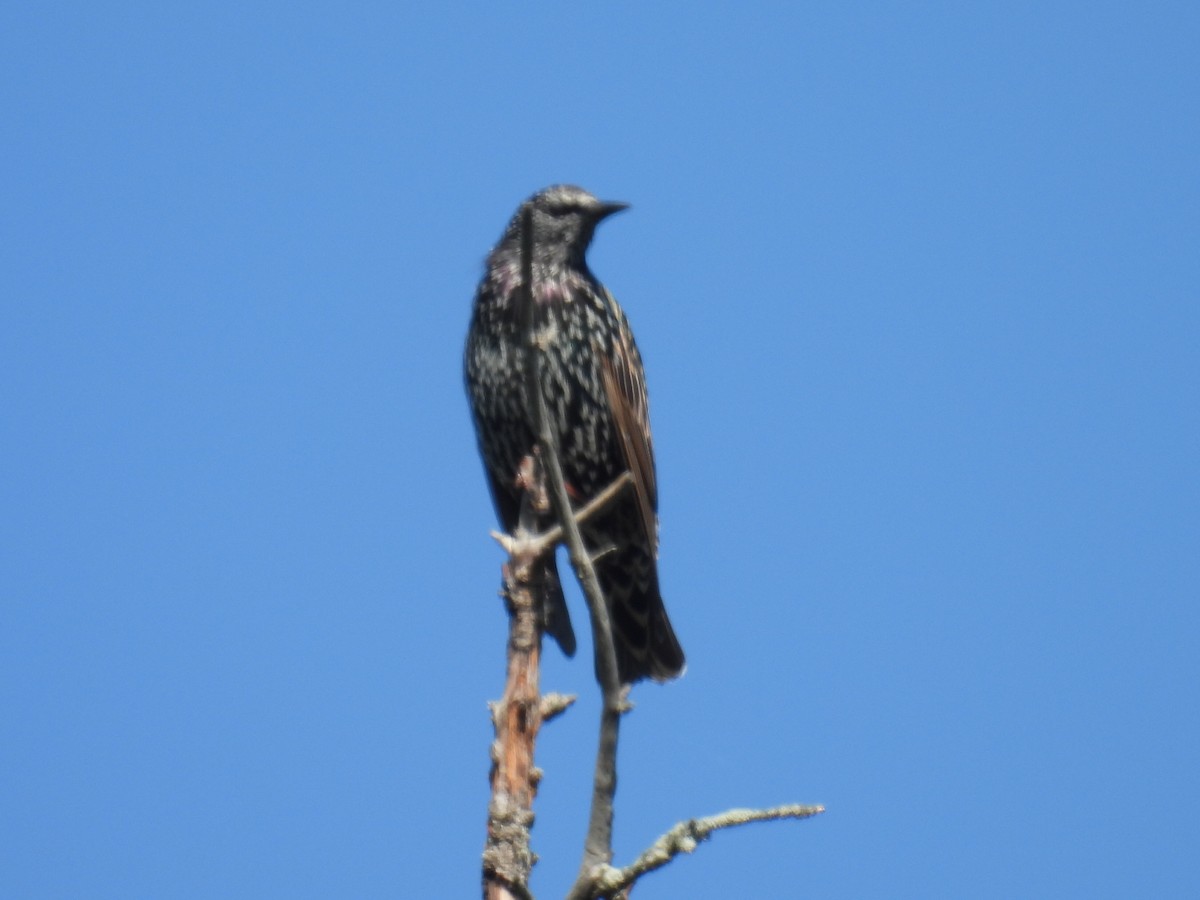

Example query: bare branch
[481,539,545,900]
[490,473,634,561]
[480,463,633,899]
[539,692,577,723]
[590,804,827,897]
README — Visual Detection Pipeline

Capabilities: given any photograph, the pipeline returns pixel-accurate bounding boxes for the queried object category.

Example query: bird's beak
[598,201,630,220]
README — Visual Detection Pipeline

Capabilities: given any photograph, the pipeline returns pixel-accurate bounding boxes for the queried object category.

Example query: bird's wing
[596,288,659,554]
[484,464,521,534]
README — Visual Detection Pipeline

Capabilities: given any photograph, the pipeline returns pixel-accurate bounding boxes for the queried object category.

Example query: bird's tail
[639,595,685,683]
[600,562,685,684]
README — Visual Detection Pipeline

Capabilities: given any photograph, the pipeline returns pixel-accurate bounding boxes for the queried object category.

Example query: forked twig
[592,804,826,897]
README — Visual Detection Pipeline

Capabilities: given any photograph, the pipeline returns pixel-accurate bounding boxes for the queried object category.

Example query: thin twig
[490,472,634,560]
[539,692,577,723]
[592,804,826,897]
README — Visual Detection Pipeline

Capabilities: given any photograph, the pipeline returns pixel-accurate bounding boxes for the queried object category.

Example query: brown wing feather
[596,288,658,554]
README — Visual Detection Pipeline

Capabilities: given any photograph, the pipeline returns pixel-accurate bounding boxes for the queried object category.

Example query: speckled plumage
[464,185,685,684]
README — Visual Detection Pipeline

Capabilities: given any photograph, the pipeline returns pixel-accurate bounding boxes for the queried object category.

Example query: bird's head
[501,185,629,270]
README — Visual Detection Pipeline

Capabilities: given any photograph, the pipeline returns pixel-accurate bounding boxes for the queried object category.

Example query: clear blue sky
[3,3,1197,897]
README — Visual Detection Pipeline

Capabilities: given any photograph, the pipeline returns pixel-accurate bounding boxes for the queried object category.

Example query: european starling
[464,185,685,684]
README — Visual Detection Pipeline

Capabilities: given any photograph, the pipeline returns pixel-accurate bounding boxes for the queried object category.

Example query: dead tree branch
[490,473,634,560]
[479,457,635,899]
[590,804,826,897]
[480,487,548,900]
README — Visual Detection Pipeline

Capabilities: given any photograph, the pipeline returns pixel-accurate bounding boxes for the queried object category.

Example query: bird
[464,185,685,684]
